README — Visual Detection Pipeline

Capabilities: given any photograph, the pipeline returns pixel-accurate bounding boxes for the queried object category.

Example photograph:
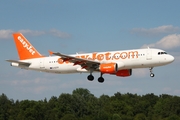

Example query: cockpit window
[158,52,167,55]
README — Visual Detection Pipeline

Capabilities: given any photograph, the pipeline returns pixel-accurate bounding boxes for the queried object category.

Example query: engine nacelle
[99,63,118,74]
[116,69,132,77]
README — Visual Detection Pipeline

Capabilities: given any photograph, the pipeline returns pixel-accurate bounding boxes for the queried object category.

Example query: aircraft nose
[168,55,175,63]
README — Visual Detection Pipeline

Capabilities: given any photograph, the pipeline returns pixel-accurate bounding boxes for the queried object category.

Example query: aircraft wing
[53,52,100,70]
[6,60,31,66]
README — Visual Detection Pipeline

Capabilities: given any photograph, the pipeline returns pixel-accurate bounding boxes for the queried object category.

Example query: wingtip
[48,50,54,55]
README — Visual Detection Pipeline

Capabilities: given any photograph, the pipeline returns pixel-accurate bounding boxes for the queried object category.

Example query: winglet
[48,50,54,56]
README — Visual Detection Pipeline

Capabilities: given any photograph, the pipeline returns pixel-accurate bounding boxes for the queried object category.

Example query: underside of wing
[53,52,100,70]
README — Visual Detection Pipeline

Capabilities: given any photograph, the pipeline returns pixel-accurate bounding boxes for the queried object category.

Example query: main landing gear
[87,73,104,83]
[87,74,94,81]
[149,67,155,77]
[98,73,104,83]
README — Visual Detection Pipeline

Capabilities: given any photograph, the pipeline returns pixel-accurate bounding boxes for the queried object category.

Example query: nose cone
[167,55,175,63]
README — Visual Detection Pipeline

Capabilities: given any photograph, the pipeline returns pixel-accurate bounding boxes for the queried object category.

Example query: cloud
[175,55,180,63]
[0,29,14,39]
[18,29,45,36]
[49,29,71,38]
[133,69,148,78]
[0,29,71,40]
[16,70,32,76]
[3,77,60,94]
[142,34,180,49]
[163,87,171,92]
[162,87,180,96]
[174,90,180,95]
[131,25,180,36]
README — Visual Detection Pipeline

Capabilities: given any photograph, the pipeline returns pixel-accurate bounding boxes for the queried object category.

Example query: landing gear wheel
[149,67,155,77]
[87,75,94,81]
[98,77,104,83]
[150,73,155,77]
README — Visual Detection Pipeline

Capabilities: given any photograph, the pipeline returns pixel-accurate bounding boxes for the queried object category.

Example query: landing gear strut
[87,70,94,81]
[149,67,155,77]
[98,73,104,83]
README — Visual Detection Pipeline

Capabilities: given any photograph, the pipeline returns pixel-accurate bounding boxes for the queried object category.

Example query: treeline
[0,88,180,120]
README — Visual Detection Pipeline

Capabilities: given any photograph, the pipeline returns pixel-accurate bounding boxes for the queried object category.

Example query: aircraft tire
[98,77,104,83]
[150,73,155,77]
[87,75,94,81]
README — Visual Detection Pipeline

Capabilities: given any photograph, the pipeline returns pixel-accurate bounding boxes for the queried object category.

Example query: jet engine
[99,63,118,74]
[115,69,132,77]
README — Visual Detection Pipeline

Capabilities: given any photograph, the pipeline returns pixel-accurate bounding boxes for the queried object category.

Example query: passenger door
[146,49,152,60]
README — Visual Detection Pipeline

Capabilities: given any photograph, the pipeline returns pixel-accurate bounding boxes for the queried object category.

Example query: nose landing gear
[150,73,155,77]
[150,67,155,77]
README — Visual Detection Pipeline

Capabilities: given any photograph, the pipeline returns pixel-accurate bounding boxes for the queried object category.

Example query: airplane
[6,33,174,83]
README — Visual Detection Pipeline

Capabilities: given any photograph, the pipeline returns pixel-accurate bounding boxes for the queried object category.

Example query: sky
[0,0,180,101]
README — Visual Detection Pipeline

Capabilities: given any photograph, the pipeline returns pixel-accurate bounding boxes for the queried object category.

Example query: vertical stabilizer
[13,33,43,60]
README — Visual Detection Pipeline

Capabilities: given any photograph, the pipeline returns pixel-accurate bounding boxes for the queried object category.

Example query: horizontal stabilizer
[6,60,31,66]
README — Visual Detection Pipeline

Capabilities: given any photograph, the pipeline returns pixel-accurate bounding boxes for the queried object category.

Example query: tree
[72,88,93,101]
[1,88,180,120]
[46,96,60,119]
[112,113,122,120]
[60,114,77,120]
[0,93,11,120]
[166,114,180,120]
[134,113,147,120]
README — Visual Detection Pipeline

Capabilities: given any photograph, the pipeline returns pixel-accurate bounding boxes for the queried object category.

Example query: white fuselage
[12,48,174,74]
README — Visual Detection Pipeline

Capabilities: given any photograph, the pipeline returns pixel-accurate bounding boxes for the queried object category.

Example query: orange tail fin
[13,33,43,60]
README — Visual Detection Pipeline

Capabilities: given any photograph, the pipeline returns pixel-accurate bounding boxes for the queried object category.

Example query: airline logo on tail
[13,33,43,60]
[18,36,35,55]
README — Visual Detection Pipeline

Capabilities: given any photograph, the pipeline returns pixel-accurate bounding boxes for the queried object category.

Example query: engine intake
[99,63,118,74]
